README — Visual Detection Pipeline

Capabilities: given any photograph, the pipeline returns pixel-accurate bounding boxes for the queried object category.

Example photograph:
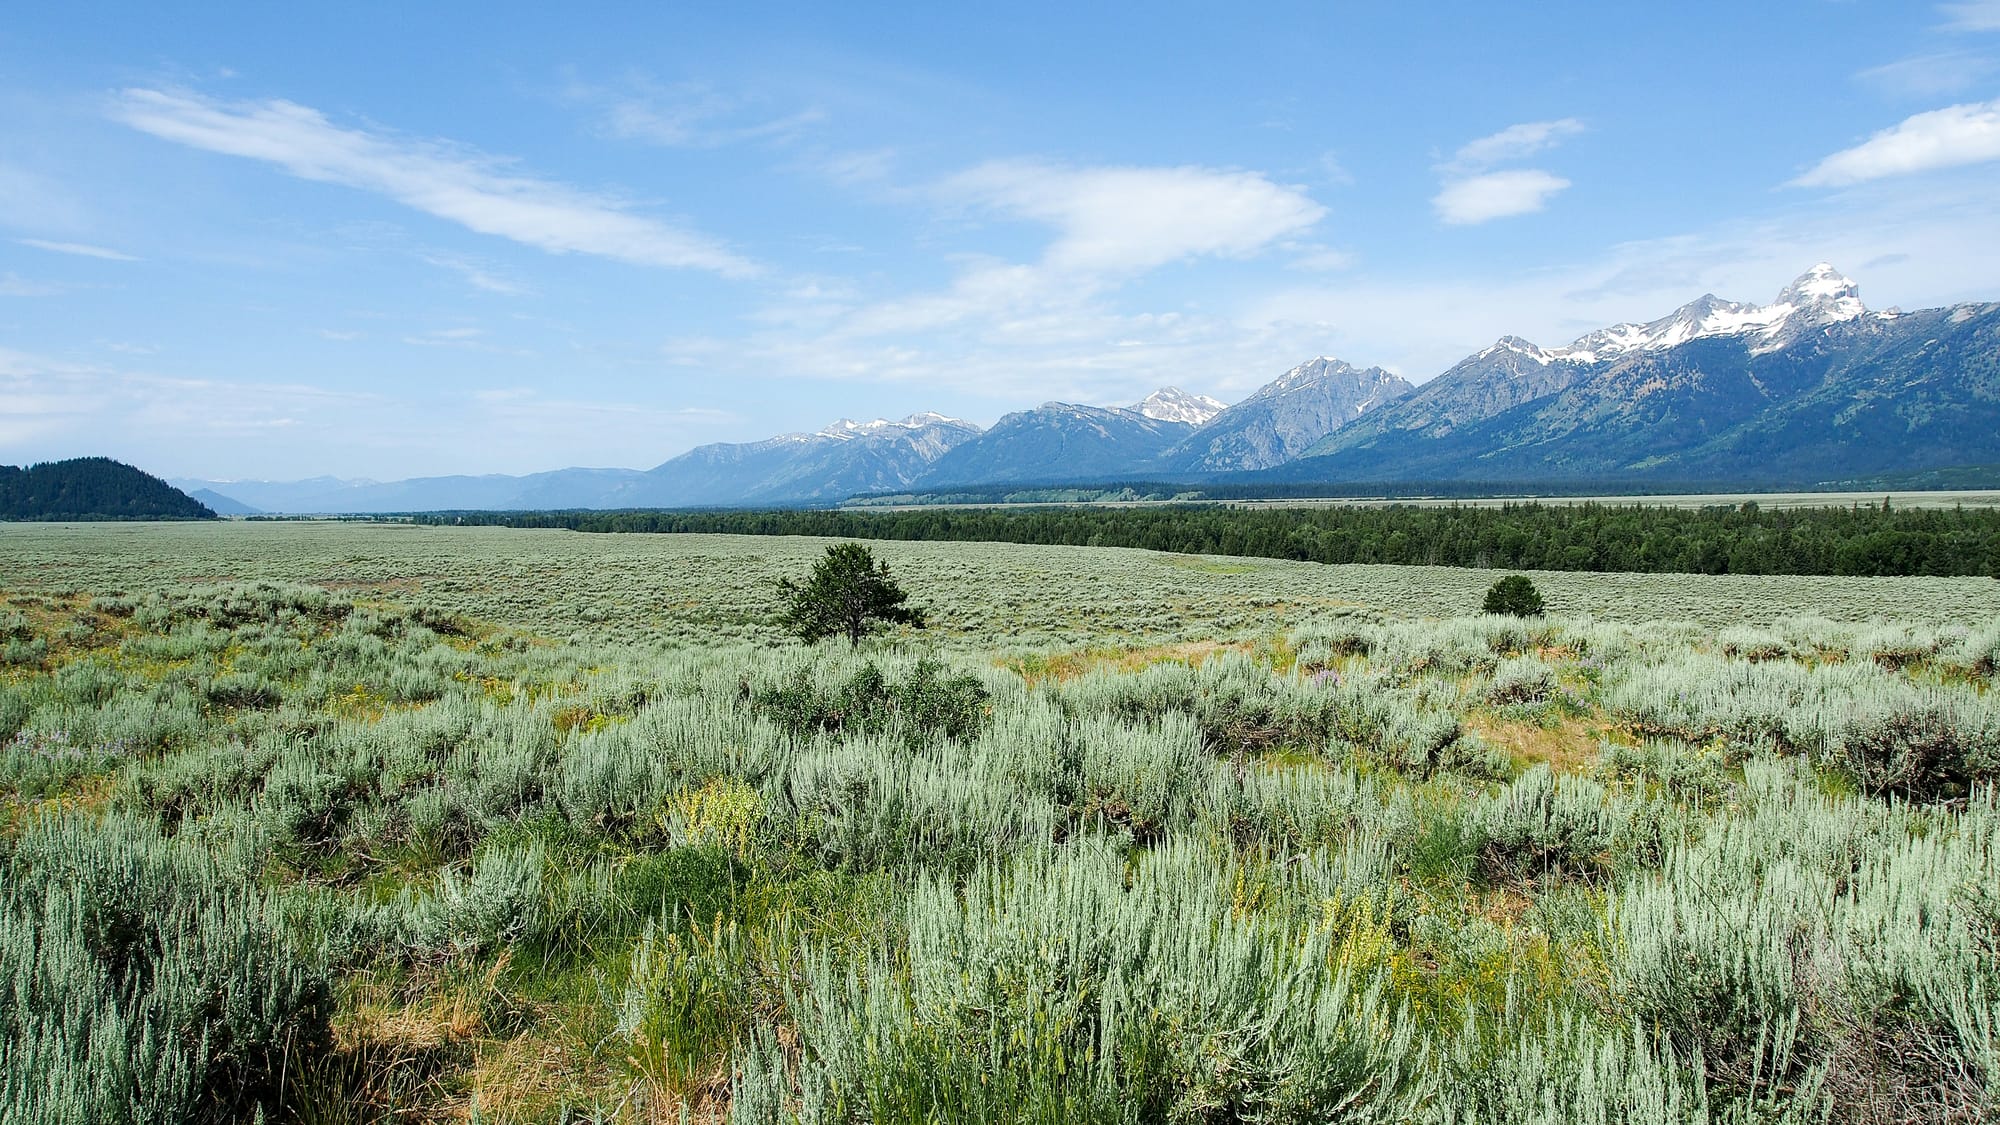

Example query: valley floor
[2,522,1997,1123]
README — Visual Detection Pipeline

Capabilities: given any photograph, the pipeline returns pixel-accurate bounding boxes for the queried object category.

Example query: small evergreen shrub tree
[1483,575,1545,617]
[777,543,925,646]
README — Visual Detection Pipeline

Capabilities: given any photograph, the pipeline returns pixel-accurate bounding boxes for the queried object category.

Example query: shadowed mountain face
[1161,358,1414,472]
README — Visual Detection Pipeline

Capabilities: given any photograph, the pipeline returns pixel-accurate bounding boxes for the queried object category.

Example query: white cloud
[1792,98,2000,186]
[1433,170,1572,225]
[1432,119,1582,225]
[18,239,139,261]
[1444,118,1586,173]
[1940,1,2000,31]
[942,161,1325,274]
[111,88,758,277]
[786,160,1328,387]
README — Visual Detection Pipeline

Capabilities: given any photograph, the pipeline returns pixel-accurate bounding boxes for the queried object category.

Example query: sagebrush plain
[3,521,1998,1123]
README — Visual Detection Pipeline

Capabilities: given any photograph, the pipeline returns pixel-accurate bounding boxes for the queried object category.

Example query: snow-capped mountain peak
[1476,336,1554,363]
[1132,386,1227,425]
[816,413,976,441]
[1778,262,1861,308]
[1259,356,1361,397]
[1532,264,1869,363]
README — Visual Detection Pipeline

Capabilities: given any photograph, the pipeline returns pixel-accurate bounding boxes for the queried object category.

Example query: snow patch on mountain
[1484,264,1872,368]
[1132,387,1227,425]
[817,413,977,441]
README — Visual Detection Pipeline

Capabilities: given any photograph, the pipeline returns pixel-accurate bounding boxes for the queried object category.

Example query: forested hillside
[0,457,215,521]
[427,501,2000,578]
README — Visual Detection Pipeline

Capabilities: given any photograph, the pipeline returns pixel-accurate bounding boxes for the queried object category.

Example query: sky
[5,1,2000,481]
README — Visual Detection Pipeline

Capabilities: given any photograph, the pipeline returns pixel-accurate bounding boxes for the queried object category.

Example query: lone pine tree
[1483,574,1545,617]
[778,542,926,646]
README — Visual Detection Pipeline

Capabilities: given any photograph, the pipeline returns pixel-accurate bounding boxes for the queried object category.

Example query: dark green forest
[0,457,215,521]
[420,501,2000,578]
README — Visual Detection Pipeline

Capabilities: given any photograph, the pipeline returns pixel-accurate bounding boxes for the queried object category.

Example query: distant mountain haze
[168,264,2000,510]
[185,488,261,516]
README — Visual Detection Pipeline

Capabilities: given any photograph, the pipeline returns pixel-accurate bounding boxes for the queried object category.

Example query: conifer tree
[778,543,925,646]
[1483,574,1545,617]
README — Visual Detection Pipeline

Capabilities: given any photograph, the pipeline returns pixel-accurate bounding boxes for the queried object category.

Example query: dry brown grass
[0,774,119,838]
[1465,712,1613,775]
[1005,633,1299,686]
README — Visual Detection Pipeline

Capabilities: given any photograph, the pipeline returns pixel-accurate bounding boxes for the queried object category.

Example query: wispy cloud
[1433,119,1582,225]
[1857,51,1997,98]
[1791,98,2000,186]
[0,274,68,297]
[1285,243,1357,272]
[110,87,759,277]
[420,252,531,295]
[942,161,1325,275]
[18,238,139,261]
[0,165,91,233]
[0,345,378,450]
[816,162,1324,347]
[1441,118,1586,175]
[401,326,500,349]
[1939,1,2000,31]
[1434,169,1573,225]
[567,77,825,148]
[0,344,735,477]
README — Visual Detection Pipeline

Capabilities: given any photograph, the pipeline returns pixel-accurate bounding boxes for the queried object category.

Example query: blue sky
[5,1,2000,480]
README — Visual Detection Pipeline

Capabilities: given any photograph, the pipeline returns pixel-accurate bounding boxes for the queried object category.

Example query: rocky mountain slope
[1161,358,1413,472]
[915,401,1192,487]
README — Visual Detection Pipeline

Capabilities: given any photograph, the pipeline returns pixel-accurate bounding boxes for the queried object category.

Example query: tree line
[416,500,2000,578]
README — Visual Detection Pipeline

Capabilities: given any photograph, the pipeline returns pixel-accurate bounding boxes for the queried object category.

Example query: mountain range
[176,264,2000,512]
[1273,264,2000,485]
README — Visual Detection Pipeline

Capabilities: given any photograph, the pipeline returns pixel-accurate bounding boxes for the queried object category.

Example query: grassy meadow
[2,520,1999,1123]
